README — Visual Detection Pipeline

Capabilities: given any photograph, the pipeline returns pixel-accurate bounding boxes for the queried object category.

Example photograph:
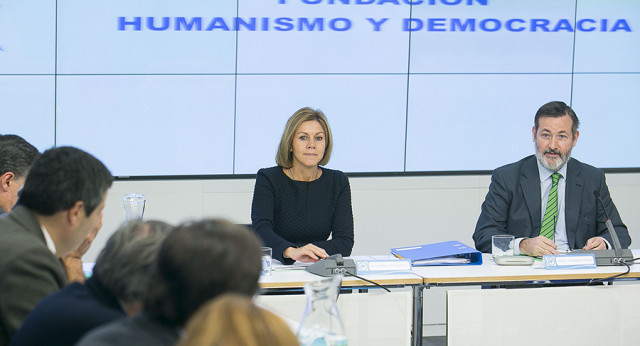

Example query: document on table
[412,256,471,266]
[272,260,311,270]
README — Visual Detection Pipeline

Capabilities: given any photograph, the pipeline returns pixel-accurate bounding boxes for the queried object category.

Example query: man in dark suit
[0,147,113,346]
[473,101,630,256]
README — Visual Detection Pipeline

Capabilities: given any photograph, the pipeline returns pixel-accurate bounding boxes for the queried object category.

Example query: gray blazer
[473,156,631,253]
[0,206,67,346]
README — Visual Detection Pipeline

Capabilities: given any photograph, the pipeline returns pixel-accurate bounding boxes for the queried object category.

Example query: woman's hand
[284,244,329,263]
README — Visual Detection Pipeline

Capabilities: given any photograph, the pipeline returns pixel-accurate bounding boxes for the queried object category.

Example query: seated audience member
[76,219,263,346]
[10,220,173,346]
[473,101,631,255]
[0,147,113,346]
[251,107,354,265]
[0,134,40,215]
[178,293,298,346]
[0,135,94,284]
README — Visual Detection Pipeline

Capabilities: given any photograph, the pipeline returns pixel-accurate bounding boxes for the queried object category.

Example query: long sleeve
[309,175,354,257]
[473,169,513,253]
[0,245,66,343]
[251,169,298,264]
[251,167,354,264]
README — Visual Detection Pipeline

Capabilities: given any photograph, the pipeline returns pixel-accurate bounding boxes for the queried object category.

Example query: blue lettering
[366,18,388,31]
[405,0,424,4]
[451,18,475,31]
[427,18,447,31]
[479,18,500,32]
[552,19,573,32]
[601,19,607,31]
[175,17,202,31]
[441,0,462,4]
[118,17,141,31]
[328,0,350,3]
[611,19,631,32]
[206,17,230,31]
[357,0,376,3]
[403,18,423,31]
[298,18,324,31]
[262,17,270,31]
[577,19,596,32]
[301,0,322,4]
[147,17,170,31]
[505,19,525,32]
[274,17,295,31]
[329,18,351,31]
[378,0,400,4]
[531,19,550,32]
[427,0,487,4]
[234,17,256,31]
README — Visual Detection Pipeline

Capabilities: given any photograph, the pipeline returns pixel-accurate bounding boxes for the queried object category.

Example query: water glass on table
[492,234,515,258]
[261,247,272,276]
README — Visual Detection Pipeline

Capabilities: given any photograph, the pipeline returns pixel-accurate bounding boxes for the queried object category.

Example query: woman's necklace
[289,167,319,181]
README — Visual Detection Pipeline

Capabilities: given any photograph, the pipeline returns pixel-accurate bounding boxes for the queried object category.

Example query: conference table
[259,251,640,346]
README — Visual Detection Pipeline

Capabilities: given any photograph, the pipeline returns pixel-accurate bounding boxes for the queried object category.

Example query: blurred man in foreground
[77,219,263,346]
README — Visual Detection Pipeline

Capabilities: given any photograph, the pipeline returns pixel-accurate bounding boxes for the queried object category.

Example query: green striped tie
[540,173,561,240]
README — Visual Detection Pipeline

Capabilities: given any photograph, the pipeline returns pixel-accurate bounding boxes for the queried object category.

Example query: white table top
[259,255,423,289]
[413,251,640,285]
[259,251,640,289]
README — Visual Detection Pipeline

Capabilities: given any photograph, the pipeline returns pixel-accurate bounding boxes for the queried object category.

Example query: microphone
[306,254,356,277]
[572,190,633,265]
[593,190,623,251]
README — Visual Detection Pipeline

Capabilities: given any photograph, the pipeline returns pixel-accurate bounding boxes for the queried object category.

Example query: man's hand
[520,236,558,256]
[284,244,329,263]
[584,236,607,250]
[67,216,101,259]
[63,212,103,283]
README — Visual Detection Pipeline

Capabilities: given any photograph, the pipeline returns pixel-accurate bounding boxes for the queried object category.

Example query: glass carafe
[298,275,348,346]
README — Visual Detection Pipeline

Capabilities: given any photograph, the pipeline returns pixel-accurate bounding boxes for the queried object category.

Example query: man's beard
[535,146,572,172]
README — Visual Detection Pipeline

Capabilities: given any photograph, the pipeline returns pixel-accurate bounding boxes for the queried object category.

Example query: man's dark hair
[534,101,580,136]
[0,134,40,178]
[93,220,173,305]
[144,219,262,326]
[19,146,113,216]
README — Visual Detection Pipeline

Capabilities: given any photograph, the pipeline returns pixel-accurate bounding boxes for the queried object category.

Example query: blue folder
[390,241,483,266]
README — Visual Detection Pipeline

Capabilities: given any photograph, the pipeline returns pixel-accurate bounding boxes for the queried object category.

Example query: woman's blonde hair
[178,293,298,346]
[275,107,333,168]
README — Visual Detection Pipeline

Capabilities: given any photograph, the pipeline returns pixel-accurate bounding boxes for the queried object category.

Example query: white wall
[87,172,640,263]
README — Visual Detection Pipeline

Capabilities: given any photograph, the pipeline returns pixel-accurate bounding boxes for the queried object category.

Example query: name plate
[355,259,412,274]
[543,254,597,270]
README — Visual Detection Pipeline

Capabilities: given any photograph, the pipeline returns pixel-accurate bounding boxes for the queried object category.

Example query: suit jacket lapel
[521,156,541,238]
[565,159,583,248]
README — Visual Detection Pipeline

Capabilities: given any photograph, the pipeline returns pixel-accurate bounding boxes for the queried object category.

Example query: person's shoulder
[567,158,604,178]
[320,167,348,180]
[0,216,48,258]
[320,166,346,176]
[319,167,350,188]
[257,166,283,177]
[75,316,134,346]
